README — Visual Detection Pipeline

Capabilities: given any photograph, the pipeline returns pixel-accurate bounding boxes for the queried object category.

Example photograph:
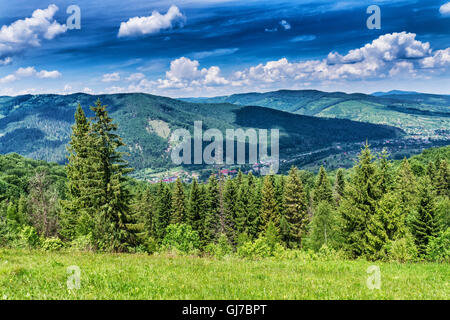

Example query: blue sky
[0,0,449,97]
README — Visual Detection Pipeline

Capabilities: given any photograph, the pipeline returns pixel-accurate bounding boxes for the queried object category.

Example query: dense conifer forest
[0,100,448,262]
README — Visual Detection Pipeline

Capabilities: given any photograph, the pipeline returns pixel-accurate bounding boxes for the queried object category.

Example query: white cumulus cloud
[0,4,67,63]
[0,66,61,83]
[99,33,450,96]
[421,48,450,68]
[157,57,228,89]
[279,20,291,30]
[102,72,121,82]
[233,32,447,85]
[37,69,61,79]
[118,5,186,37]
[439,2,450,15]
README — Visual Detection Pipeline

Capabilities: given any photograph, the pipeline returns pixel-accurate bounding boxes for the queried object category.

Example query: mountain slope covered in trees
[182,90,450,139]
[1,138,448,260]
[0,93,402,171]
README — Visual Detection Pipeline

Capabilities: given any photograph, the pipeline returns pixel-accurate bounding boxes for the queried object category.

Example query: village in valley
[133,135,445,184]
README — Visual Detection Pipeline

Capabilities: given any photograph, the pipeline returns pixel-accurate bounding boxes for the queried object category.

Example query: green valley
[0,93,403,177]
[183,90,450,140]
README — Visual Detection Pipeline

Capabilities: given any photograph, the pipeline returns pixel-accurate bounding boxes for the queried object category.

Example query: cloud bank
[118,5,186,37]
[0,66,61,83]
[0,4,67,63]
[90,32,450,96]
[102,72,121,82]
[233,32,448,84]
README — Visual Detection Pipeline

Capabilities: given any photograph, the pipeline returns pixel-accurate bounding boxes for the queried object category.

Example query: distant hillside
[0,93,402,172]
[371,90,420,96]
[0,152,66,200]
[182,90,450,139]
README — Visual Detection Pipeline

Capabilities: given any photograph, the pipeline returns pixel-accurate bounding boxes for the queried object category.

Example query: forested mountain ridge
[0,93,402,171]
[182,90,450,139]
[0,143,448,260]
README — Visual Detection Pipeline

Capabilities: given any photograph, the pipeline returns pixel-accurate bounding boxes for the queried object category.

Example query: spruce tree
[235,169,244,188]
[274,176,285,218]
[153,182,171,241]
[363,149,397,260]
[222,177,237,244]
[260,175,278,232]
[412,180,440,256]
[426,161,437,189]
[203,174,220,244]
[377,192,408,239]
[309,201,339,251]
[313,166,333,207]
[87,99,134,251]
[142,187,154,236]
[238,172,260,239]
[60,104,91,240]
[283,166,308,248]
[128,187,154,244]
[171,177,186,224]
[187,178,205,236]
[235,180,249,236]
[333,168,345,205]
[364,206,388,260]
[339,143,380,258]
[234,169,248,236]
[436,160,449,197]
[396,158,418,225]
[365,191,409,260]
[377,148,394,194]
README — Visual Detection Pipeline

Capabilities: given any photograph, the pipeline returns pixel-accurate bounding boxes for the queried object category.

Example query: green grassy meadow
[0,249,448,300]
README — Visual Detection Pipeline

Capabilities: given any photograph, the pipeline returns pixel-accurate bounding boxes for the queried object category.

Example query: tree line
[0,100,449,261]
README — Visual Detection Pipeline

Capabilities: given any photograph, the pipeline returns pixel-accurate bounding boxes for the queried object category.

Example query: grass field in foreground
[0,249,448,300]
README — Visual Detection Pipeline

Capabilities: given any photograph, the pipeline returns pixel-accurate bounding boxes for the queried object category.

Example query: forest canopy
[0,101,448,263]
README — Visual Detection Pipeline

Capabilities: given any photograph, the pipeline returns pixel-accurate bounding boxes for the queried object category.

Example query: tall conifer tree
[128,187,154,244]
[412,179,439,256]
[396,158,418,225]
[313,166,333,207]
[238,172,260,239]
[436,160,449,197]
[223,177,237,244]
[171,177,186,224]
[340,143,380,258]
[60,104,91,240]
[88,99,134,251]
[283,166,308,248]
[187,178,205,236]
[309,201,339,250]
[203,174,220,243]
[377,148,394,194]
[333,168,345,206]
[154,182,171,241]
[260,175,278,232]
